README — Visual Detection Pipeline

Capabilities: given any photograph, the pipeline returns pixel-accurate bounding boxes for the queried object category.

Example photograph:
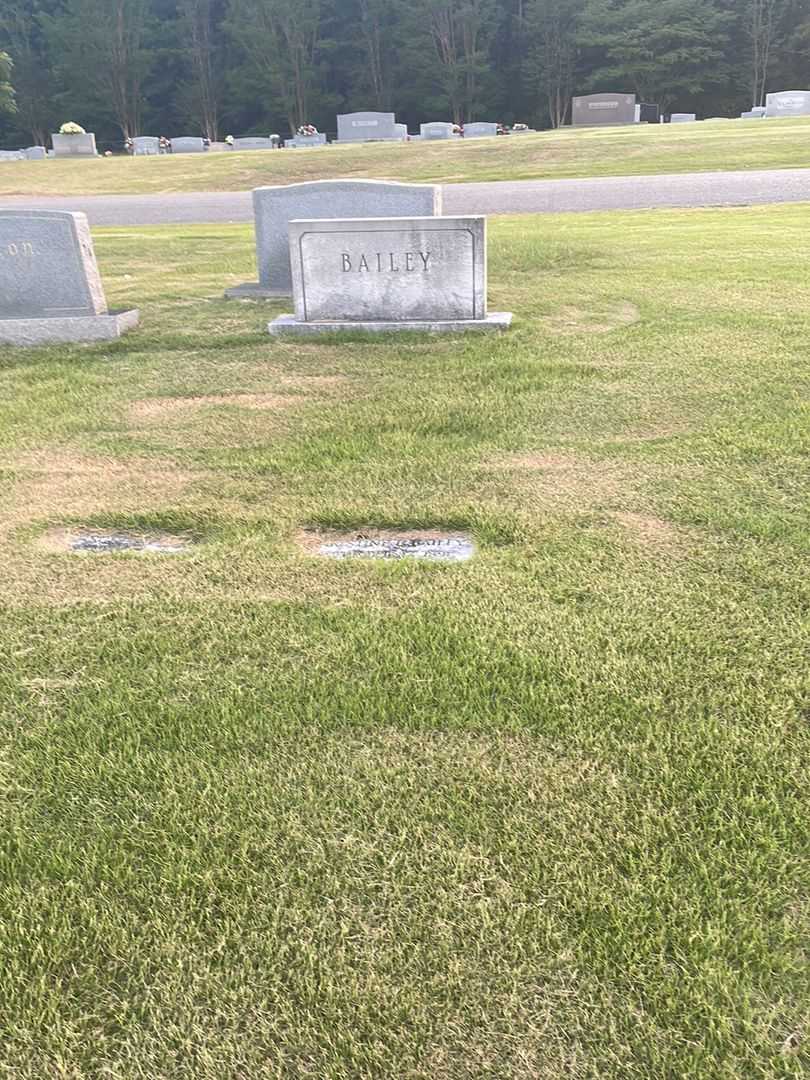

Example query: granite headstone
[571,94,636,127]
[170,137,206,153]
[764,90,810,118]
[336,112,404,142]
[133,136,160,155]
[51,132,98,157]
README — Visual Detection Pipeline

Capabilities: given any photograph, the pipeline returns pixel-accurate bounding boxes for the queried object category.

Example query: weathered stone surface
[51,132,98,157]
[420,122,458,140]
[464,122,498,138]
[336,112,405,142]
[318,537,474,561]
[232,136,275,150]
[170,136,206,153]
[571,93,637,127]
[0,210,138,345]
[289,215,487,323]
[133,136,160,155]
[765,90,810,118]
[226,179,441,299]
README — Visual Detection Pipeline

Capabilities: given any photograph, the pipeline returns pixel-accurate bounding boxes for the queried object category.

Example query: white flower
[59,121,86,135]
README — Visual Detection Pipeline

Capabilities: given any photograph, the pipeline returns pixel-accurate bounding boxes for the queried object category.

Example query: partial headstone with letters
[0,210,139,345]
[764,90,810,118]
[269,215,511,336]
[571,94,637,127]
[225,178,441,300]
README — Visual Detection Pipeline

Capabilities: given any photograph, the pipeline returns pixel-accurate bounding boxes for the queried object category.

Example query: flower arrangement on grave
[59,121,86,135]
[225,134,234,145]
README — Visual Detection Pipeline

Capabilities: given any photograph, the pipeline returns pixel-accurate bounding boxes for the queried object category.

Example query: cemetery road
[2,168,810,225]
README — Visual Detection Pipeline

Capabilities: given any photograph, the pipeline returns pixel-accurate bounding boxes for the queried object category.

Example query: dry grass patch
[612,511,685,552]
[541,300,641,335]
[130,392,306,421]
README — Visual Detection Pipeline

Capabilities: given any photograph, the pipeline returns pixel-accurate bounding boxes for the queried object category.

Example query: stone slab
[24,146,47,160]
[765,90,810,118]
[170,137,206,153]
[51,132,98,157]
[228,178,441,298]
[269,312,512,336]
[289,215,487,323]
[0,308,139,345]
[420,122,458,140]
[464,122,498,138]
[670,113,697,123]
[0,209,107,319]
[0,151,24,161]
[285,134,327,148]
[336,112,403,142]
[319,537,474,561]
[133,136,160,155]
[232,136,275,150]
[572,93,636,127]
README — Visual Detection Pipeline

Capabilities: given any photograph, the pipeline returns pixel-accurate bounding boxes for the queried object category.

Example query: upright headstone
[670,113,697,123]
[269,215,511,336]
[232,136,275,150]
[0,151,24,162]
[132,136,160,155]
[336,112,403,142]
[285,133,328,148]
[24,146,47,160]
[395,123,408,140]
[170,137,207,153]
[571,93,637,127]
[0,210,139,345]
[208,141,230,152]
[225,178,442,299]
[741,108,766,120]
[464,122,498,138]
[420,122,458,140]
[51,132,98,157]
[764,90,810,118]
[638,103,660,124]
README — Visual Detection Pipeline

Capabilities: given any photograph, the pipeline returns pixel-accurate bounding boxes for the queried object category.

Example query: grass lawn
[1,204,809,1078]
[1,117,810,197]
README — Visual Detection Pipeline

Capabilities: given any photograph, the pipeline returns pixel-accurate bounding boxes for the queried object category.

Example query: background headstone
[24,146,47,159]
[269,214,511,335]
[0,150,24,162]
[464,122,498,138]
[764,90,810,118]
[232,136,275,150]
[226,178,442,299]
[571,93,637,127]
[670,113,697,123]
[0,210,138,344]
[420,122,458,140]
[741,108,766,119]
[285,133,328,148]
[51,132,98,157]
[133,136,160,155]
[170,137,207,153]
[336,112,401,142]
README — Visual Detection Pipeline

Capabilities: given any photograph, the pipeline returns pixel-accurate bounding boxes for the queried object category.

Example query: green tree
[580,0,733,110]
[525,0,579,126]
[421,0,496,122]
[176,0,226,140]
[0,51,15,116]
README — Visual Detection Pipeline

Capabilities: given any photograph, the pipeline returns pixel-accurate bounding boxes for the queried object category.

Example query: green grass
[1,206,809,1077]
[2,117,810,197]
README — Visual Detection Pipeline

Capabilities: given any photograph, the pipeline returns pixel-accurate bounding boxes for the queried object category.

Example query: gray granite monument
[670,113,697,123]
[232,136,275,150]
[0,151,24,162]
[269,215,511,336]
[170,136,206,153]
[51,132,98,157]
[0,210,139,345]
[420,122,458,140]
[24,146,47,160]
[133,136,160,155]
[572,93,636,127]
[764,90,810,118]
[285,133,328,148]
[336,112,405,142]
[225,178,441,300]
[464,122,498,138]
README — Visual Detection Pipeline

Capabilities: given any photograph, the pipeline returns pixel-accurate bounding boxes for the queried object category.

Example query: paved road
[2,167,809,225]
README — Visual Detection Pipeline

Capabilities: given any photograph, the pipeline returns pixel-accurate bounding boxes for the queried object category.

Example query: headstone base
[268,312,512,336]
[0,308,139,346]
[224,281,290,300]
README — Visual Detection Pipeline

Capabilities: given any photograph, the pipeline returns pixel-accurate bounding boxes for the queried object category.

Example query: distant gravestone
[0,151,24,162]
[24,146,47,160]
[208,141,230,152]
[0,210,139,345]
[285,133,328,148]
[170,137,206,153]
[420,122,457,140]
[232,136,275,150]
[764,90,810,118]
[51,132,98,157]
[638,103,660,123]
[464,122,498,138]
[268,215,511,336]
[133,136,160,155]
[670,113,697,123]
[225,178,441,299]
[395,123,408,140]
[572,93,636,127]
[336,112,403,142]
[741,108,766,120]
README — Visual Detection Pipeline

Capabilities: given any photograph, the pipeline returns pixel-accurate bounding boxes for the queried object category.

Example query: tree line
[0,0,808,147]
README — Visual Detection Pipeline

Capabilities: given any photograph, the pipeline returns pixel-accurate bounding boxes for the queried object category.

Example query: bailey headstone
[572,93,636,127]
[0,210,139,345]
[269,215,511,336]
[225,178,441,299]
